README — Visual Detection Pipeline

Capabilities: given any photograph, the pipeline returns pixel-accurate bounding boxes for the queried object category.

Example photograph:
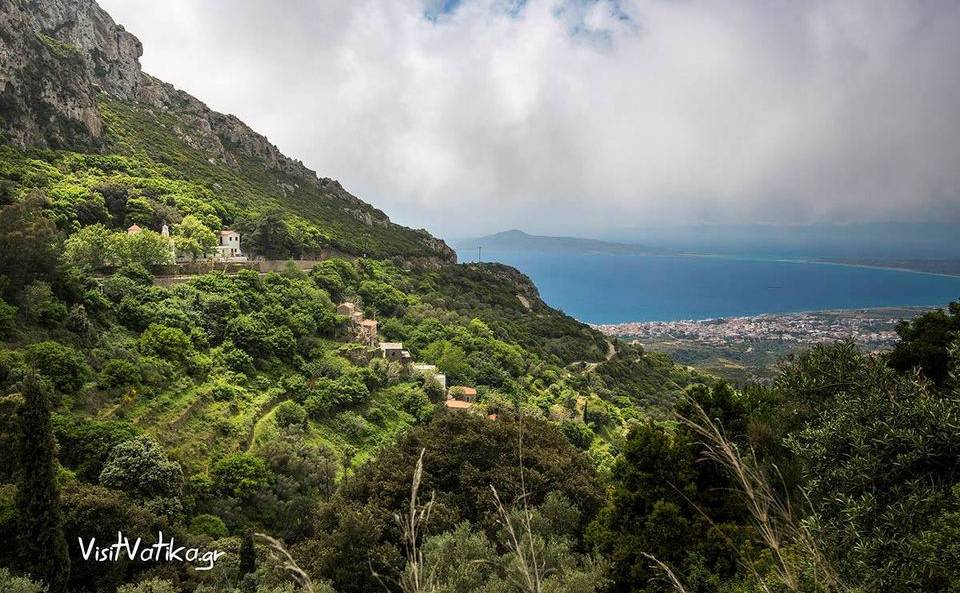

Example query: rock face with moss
[0,0,456,262]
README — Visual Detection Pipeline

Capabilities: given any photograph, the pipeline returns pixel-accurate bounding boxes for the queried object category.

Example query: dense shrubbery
[3,174,958,593]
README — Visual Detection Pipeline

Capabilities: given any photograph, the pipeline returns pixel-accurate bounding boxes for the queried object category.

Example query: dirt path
[244,394,288,452]
[605,339,617,361]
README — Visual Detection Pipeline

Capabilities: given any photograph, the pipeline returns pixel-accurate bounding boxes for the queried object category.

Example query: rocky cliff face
[0,0,456,263]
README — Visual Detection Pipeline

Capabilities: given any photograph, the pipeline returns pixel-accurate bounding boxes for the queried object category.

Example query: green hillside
[3,0,960,591]
[0,101,449,261]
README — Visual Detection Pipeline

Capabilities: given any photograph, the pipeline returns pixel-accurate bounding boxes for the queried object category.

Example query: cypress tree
[15,373,70,593]
[239,530,257,577]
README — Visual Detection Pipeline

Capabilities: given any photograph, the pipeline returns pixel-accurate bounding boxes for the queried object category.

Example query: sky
[97,0,960,239]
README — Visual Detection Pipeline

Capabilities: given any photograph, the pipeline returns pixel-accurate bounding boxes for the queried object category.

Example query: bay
[459,250,960,323]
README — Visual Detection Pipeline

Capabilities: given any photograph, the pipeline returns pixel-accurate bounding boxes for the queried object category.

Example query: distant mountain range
[456,230,651,255]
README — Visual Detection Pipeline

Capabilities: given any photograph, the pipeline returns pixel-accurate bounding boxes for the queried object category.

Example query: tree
[62,223,114,270]
[587,383,753,593]
[53,416,139,483]
[25,340,89,394]
[99,436,184,518]
[0,568,46,593]
[16,374,70,592]
[113,230,174,269]
[274,400,307,429]
[888,300,960,385]
[0,193,59,299]
[211,453,273,499]
[241,210,294,259]
[239,530,257,578]
[305,413,603,593]
[139,324,192,363]
[173,215,218,261]
[783,343,960,591]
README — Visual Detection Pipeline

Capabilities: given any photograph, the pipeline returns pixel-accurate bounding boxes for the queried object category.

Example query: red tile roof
[445,399,473,409]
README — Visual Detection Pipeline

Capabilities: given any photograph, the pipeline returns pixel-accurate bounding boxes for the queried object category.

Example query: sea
[456,250,960,324]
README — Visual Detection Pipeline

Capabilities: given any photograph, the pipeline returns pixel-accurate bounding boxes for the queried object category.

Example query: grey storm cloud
[97,0,960,238]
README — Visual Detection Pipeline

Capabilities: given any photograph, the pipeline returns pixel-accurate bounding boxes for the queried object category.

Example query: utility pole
[477,246,482,263]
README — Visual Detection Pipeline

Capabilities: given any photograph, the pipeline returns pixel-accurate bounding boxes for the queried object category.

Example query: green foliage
[783,342,960,591]
[113,229,174,268]
[358,279,410,317]
[139,323,192,362]
[0,298,16,337]
[406,263,608,364]
[274,400,306,428]
[53,416,140,483]
[211,453,273,499]
[0,194,59,299]
[116,578,179,593]
[305,413,603,592]
[0,568,46,593]
[62,223,114,270]
[173,215,217,260]
[60,483,171,591]
[25,340,88,394]
[588,383,751,593]
[416,495,608,593]
[99,436,184,518]
[20,282,67,327]
[889,300,960,385]
[35,32,80,59]
[16,374,70,593]
[189,513,229,539]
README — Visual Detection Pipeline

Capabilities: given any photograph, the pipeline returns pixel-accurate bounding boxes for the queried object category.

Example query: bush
[53,416,140,483]
[21,281,67,327]
[139,324,192,362]
[0,568,45,593]
[202,376,245,402]
[0,299,16,337]
[211,453,272,498]
[99,358,140,389]
[117,579,178,593]
[99,436,184,516]
[214,340,254,375]
[25,340,89,393]
[559,419,594,450]
[188,513,228,539]
[274,400,307,429]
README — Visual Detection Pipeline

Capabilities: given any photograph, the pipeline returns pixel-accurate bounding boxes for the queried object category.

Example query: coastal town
[595,308,929,349]
[595,308,933,382]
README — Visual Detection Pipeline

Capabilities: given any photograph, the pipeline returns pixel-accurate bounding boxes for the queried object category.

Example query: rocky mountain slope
[0,0,455,261]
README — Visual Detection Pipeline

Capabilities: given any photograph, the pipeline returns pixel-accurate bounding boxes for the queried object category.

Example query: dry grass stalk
[664,398,844,593]
[254,532,315,593]
[642,552,691,593]
[397,448,437,593]
[490,415,550,593]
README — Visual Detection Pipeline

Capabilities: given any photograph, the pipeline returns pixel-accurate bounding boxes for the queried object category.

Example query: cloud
[97,0,960,238]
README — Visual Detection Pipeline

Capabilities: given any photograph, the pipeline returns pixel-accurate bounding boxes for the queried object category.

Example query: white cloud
[98,0,960,237]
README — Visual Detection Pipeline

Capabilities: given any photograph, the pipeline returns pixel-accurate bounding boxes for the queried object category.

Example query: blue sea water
[459,250,960,323]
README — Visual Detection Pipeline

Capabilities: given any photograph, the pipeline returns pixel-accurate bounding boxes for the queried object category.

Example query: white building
[379,342,412,363]
[215,229,245,261]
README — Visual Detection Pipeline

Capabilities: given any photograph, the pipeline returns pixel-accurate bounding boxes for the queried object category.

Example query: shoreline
[591,304,936,330]
[471,247,960,279]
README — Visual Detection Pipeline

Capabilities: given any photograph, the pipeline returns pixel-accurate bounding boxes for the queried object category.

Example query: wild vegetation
[2,12,959,589]
[3,168,960,592]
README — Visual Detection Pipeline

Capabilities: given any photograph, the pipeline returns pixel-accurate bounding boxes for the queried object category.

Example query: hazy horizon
[453,221,960,259]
